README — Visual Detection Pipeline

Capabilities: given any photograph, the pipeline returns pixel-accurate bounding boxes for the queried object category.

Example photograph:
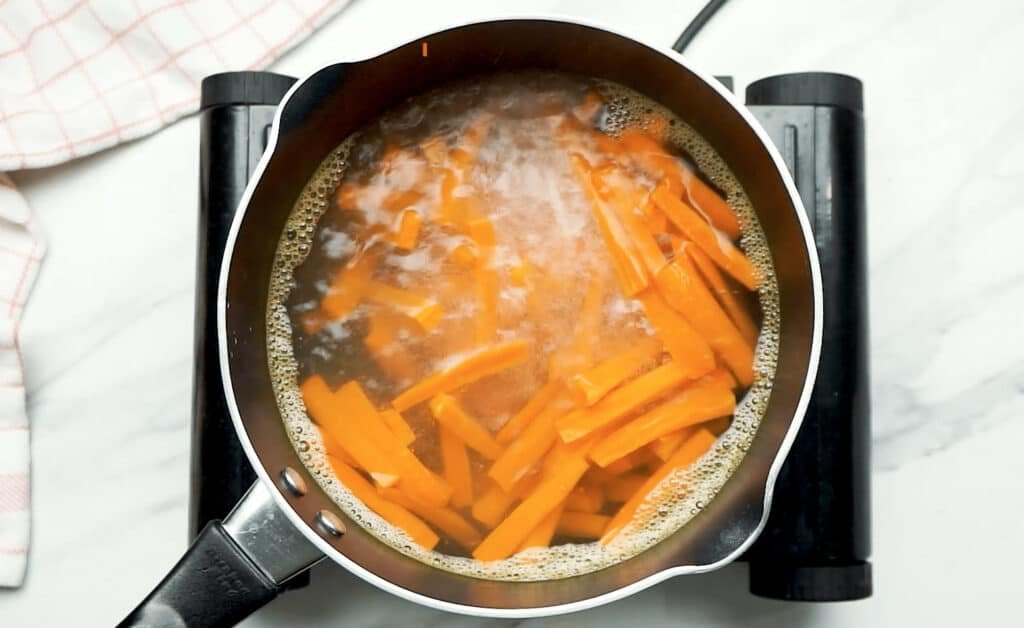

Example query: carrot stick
[379,487,482,550]
[326,453,439,550]
[568,153,648,297]
[488,396,570,492]
[649,427,695,461]
[451,242,479,268]
[591,165,668,275]
[471,482,517,528]
[651,182,756,289]
[566,337,663,407]
[517,503,564,552]
[603,447,659,475]
[391,340,529,411]
[604,473,647,502]
[589,377,735,467]
[601,428,717,545]
[321,253,376,321]
[641,196,668,234]
[364,311,420,384]
[366,281,442,332]
[429,394,503,460]
[439,425,474,508]
[302,376,400,487]
[565,483,604,514]
[497,380,563,444]
[686,245,759,347]
[557,511,612,539]
[379,409,416,447]
[555,361,692,443]
[619,129,741,240]
[393,209,422,251]
[636,288,716,379]
[655,259,755,386]
[473,455,590,561]
[334,380,453,505]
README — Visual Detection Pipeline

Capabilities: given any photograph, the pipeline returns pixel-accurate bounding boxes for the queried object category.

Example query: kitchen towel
[0,0,351,588]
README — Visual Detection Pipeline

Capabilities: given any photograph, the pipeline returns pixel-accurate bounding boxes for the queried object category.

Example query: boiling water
[266,72,780,580]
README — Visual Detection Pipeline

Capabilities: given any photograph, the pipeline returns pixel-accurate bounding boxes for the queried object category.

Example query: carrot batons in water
[429,394,503,460]
[655,259,755,387]
[473,455,590,561]
[327,454,439,550]
[589,375,735,467]
[555,361,692,443]
[391,340,529,412]
[651,181,757,290]
[602,428,718,545]
[566,337,663,407]
[439,426,474,508]
[289,77,767,562]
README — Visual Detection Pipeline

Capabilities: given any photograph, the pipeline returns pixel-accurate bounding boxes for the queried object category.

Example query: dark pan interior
[222,19,817,611]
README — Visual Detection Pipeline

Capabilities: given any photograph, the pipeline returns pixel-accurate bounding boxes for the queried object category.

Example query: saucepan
[119,17,822,627]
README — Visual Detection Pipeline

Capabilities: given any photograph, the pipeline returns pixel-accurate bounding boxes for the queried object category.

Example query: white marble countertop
[4,0,1024,625]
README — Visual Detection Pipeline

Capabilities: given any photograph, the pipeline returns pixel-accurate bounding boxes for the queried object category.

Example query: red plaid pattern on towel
[0,0,350,588]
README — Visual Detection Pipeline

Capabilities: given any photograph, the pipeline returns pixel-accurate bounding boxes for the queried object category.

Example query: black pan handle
[118,482,325,627]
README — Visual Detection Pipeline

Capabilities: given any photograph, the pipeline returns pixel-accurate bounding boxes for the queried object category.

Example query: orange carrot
[557,511,611,539]
[302,376,400,487]
[439,425,474,508]
[379,487,482,550]
[555,361,692,443]
[467,216,496,247]
[472,482,517,528]
[451,242,479,268]
[649,427,695,461]
[591,165,668,275]
[326,454,439,550]
[473,455,590,561]
[450,113,494,170]
[497,380,563,444]
[655,259,755,386]
[566,337,663,407]
[603,447,659,475]
[565,483,604,514]
[636,288,716,379]
[568,153,648,297]
[517,503,564,551]
[705,416,732,436]
[393,209,422,250]
[488,395,571,492]
[364,311,419,383]
[651,182,756,289]
[686,245,759,347]
[321,253,376,321]
[379,408,416,447]
[508,257,531,287]
[392,340,529,411]
[366,281,442,332]
[602,428,717,545]
[589,377,735,467]
[334,380,453,505]
[429,394,503,460]
[619,129,741,239]
[641,196,668,234]
[604,473,647,502]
